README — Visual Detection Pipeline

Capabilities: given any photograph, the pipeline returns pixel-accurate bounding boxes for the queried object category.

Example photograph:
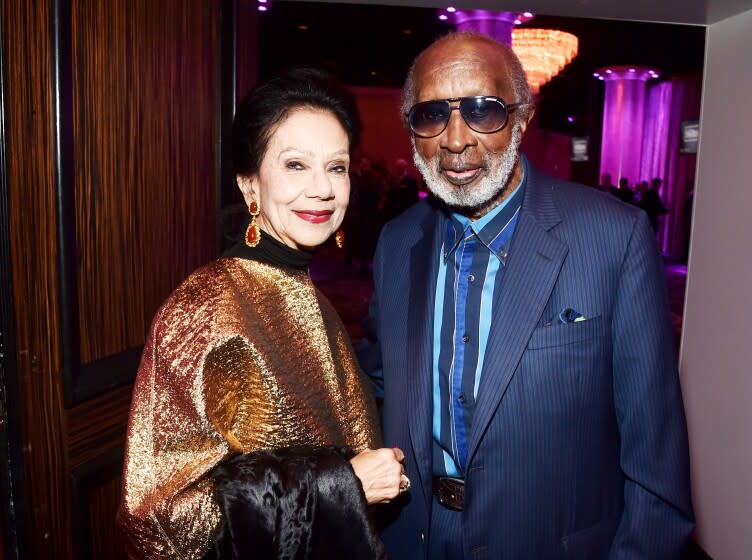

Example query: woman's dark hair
[232,67,361,178]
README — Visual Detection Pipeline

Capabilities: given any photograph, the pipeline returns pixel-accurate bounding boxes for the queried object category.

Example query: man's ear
[518,105,536,137]
[236,175,258,207]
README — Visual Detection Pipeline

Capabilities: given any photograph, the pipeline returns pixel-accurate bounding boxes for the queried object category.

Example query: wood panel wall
[1,1,68,557]
[72,0,218,365]
[1,0,228,557]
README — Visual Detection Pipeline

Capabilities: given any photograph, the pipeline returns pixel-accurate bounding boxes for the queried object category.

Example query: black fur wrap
[205,446,387,559]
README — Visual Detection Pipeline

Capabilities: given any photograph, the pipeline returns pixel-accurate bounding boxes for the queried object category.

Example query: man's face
[409,39,530,215]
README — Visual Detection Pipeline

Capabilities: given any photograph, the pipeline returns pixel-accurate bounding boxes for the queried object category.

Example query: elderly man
[360,32,693,559]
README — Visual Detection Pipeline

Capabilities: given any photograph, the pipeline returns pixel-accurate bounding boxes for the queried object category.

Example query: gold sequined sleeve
[117,305,228,560]
[117,259,384,559]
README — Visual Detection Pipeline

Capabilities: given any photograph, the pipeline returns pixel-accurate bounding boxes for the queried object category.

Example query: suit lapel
[467,168,569,465]
[405,208,443,508]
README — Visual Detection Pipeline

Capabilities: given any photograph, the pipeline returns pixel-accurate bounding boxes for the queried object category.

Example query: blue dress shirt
[432,169,526,477]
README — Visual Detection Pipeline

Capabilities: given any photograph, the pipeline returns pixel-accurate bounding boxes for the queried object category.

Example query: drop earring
[335,229,345,249]
[245,200,261,248]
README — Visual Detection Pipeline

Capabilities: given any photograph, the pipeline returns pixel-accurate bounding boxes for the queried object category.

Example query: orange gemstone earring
[245,200,261,248]
[335,229,345,249]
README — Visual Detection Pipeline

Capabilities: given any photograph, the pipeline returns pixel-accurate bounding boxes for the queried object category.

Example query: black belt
[432,476,464,511]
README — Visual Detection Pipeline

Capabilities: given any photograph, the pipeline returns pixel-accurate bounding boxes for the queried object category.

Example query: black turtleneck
[223,230,315,271]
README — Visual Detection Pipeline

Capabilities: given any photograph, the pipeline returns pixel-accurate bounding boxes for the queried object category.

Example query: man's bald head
[401,32,533,125]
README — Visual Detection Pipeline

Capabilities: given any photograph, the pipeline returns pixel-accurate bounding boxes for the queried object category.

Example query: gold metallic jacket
[117,257,382,559]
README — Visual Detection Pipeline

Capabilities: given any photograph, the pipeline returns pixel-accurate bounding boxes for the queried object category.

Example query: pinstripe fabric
[361,161,693,560]
[429,495,464,560]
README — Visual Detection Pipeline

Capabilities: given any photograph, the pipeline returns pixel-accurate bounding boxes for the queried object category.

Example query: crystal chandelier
[511,29,579,93]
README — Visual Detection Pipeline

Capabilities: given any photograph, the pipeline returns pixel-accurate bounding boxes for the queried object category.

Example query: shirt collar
[444,157,527,261]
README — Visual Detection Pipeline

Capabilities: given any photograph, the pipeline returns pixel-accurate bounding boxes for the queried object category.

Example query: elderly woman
[117,68,406,559]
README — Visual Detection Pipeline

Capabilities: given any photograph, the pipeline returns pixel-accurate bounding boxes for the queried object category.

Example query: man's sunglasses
[405,96,527,138]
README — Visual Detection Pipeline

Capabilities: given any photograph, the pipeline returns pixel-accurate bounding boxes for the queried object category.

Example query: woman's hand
[350,447,406,504]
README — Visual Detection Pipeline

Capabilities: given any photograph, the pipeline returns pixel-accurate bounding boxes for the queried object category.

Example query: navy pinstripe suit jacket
[361,163,694,559]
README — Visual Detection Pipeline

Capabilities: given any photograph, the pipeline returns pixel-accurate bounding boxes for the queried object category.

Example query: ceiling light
[512,29,579,93]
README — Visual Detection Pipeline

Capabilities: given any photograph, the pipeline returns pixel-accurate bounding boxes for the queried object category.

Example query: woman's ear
[236,175,258,207]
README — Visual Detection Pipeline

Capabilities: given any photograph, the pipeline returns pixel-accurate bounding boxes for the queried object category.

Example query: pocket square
[547,308,586,326]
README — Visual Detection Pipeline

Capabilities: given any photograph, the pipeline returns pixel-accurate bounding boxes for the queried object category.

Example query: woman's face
[238,108,350,251]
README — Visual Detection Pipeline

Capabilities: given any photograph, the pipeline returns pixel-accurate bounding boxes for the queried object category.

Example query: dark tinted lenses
[407,96,510,137]
[407,101,452,138]
[459,97,508,133]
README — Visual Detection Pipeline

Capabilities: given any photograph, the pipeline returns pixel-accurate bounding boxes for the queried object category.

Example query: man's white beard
[412,121,522,213]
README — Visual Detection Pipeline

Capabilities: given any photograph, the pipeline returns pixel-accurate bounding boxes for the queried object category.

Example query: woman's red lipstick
[293,210,333,224]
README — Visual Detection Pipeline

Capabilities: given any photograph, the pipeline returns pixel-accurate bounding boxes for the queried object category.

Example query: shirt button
[419,531,425,543]
[468,274,475,282]
[462,333,470,343]
[459,393,466,404]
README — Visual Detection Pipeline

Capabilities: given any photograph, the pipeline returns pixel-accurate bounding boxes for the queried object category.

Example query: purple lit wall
[599,67,655,186]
